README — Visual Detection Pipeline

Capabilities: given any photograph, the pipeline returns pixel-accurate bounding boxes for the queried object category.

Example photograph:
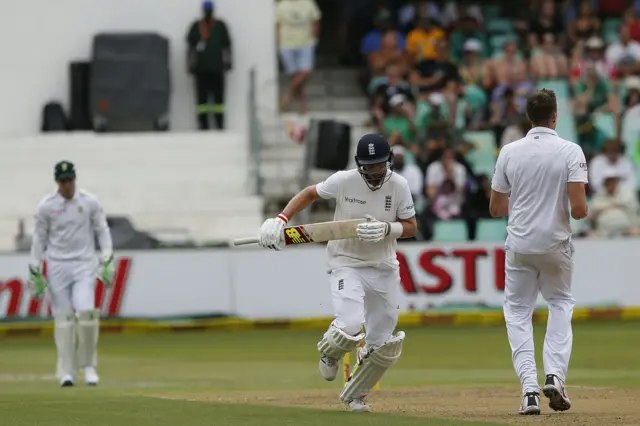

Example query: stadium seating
[433,220,467,242]
[476,218,507,242]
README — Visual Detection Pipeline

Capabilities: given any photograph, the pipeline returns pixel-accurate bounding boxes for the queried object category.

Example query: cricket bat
[233,218,367,247]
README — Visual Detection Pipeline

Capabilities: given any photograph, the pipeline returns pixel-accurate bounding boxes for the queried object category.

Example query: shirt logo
[384,195,392,211]
[368,143,375,155]
[579,162,587,170]
[344,196,366,204]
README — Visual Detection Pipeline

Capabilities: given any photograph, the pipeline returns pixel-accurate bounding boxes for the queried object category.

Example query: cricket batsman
[28,161,115,387]
[257,133,417,412]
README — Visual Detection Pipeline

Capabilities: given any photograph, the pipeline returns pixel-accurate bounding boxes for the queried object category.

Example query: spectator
[459,39,486,88]
[377,94,417,147]
[187,0,232,130]
[370,63,415,123]
[425,148,466,199]
[574,96,608,159]
[431,179,464,220]
[276,0,321,114]
[528,0,565,50]
[361,9,406,57]
[605,25,640,76]
[530,32,570,80]
[484,40,528,89]
[571,37,617,83]
[624,7,640,42]
[589,172,640,238]
[567,0,601,46]
[622,76,640,110]
[589,139,637,194]
[409,39,461,98]
[598,0,634,19]
[491,67,535,114]
[415,92,467,159]
[573,66,616,114]
[501,116,533,147]
[392,145,425,211]
[491,84,528,146]
[367,30,410,80]
[449,14,490,64]
[406,13,446,63]
[463,173,492,239]
[398,1,441,33]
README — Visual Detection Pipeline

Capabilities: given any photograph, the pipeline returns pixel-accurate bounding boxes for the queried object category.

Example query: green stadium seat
[603,18,621,44]
[483,5,501,21]
[486,19,514,35]
[537,79,569,101]
[490,34,516,52]
[476,218,507,241]
[465,131,497,178]
[433,220,468,242]
[594,112,616,139]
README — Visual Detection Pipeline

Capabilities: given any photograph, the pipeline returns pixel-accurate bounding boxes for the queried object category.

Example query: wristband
[387,222,403,238]
[277,213,289,224]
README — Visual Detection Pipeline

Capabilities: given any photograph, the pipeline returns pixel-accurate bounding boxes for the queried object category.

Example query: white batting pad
[317,325,365,359]
[340,331,405,401]
[54,310,76,380]
[77,309,100,368]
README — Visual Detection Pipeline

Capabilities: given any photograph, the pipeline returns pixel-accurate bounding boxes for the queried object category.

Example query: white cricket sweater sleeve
[491,147,511,193]
[397,179,416,219]
[91,197,113,261]
[568,144,588,183]
[316,171,345,199]
[29,199,49,268]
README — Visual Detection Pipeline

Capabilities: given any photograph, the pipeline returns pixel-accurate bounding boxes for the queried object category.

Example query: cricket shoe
[319,354,339,381]
[543,374,571,412]
[518,392,541,415]
[60,374,74,387]
[83,367,99,386]
[345,398,372,413]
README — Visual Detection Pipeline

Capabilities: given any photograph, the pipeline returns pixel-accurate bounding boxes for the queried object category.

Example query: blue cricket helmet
[354,133,394,191]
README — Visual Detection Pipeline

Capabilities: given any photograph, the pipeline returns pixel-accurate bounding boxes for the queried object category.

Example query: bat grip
[233,237,259,246]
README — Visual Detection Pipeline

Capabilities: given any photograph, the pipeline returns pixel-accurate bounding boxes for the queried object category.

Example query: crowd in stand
[359,0,640,240]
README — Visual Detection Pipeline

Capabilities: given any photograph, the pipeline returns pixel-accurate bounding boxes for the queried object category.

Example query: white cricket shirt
[30,189,113,264]
[315,169,415,270]
[492,127,588,254]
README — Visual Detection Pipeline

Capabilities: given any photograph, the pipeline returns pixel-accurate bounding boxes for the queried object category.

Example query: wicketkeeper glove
[99,255,115,288]
[27,264,48,299]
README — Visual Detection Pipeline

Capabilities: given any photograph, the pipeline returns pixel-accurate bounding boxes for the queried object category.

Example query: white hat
[391,145,406,155]
[428,92,445,105]
[626,76,640,90]
[586,37,604,49]
[463,38,483,52]
[389,93,407,107]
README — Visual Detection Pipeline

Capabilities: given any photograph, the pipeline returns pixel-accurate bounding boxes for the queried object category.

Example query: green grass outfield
[1,322,639,426]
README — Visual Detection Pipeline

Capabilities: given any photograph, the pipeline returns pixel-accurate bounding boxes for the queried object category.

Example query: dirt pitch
[152,386,640,425]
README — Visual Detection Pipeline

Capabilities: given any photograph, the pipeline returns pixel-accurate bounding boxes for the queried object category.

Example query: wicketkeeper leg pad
[54,310,76,380]
[317,324,365,359]
[340,331,405,402]
[77,309,100,368]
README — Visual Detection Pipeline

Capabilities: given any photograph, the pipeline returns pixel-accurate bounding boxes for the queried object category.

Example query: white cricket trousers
[504,246,575,394]
[329,266,399,349]
[47,259,98,314]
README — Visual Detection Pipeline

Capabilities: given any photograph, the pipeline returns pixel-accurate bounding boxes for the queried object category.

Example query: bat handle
[233,237,259,246]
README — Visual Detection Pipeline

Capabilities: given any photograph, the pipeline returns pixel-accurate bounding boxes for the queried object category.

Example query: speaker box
[314,120,351,171]
[69,62,92,130]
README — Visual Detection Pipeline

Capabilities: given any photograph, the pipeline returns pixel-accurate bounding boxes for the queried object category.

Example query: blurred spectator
[409,39,461,98]
[622,76,640,110]
[367,31,410,79]
[449,14,490,64]
[567,0,601,46]
[398,1,442,33]
[589,139,637,194]
[406,12,446,63]
[530,33,570,80]
[431,179,464,220]
[491,67,535,114]
[370,63,415,123]
[361,9,406,57]
[501,116,533,147]
[484,40,528,89]
[392,145,425,211]
[624,7,640,42]
[459,39,486,87]
[276,0,321,114]
[605,25,640,76]
[377,94,417,147]
[528,0,565,50]
[463,173,492,239]
[187,0,232,130]
[571,37,617,82]
[573,67,616,114]
[589,172,640,237]
[415,93,468,160]
[490,70,534,145]
[425,148,466,199]
[598,0,635,18]
[574,98,608,158]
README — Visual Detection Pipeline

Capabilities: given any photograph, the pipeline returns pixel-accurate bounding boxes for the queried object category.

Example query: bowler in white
[28,161,115,387]
[490,89,589,415]
[257,133,417,412]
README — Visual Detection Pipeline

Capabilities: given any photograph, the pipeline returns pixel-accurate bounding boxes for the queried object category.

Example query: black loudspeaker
[69,62,93,130]
[314,120,351,171]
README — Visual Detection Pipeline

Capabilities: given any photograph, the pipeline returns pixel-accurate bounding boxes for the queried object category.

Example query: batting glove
[27,264,48,299]
[99,255,116,288]
[356,215,388,243]
[258,214,288,251]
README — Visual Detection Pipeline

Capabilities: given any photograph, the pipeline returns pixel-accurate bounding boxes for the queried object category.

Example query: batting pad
[77,309,100,368]
[54,310,76,380]
[340,331,405,401]
[317,325,365,359]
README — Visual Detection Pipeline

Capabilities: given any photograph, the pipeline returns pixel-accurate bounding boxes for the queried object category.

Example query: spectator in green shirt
[449,15,490,65]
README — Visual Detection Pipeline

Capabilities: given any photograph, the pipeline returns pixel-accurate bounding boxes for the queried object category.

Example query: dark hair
[526,89,557,126]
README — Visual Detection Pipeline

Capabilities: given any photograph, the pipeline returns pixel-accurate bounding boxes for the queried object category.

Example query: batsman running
[257,133,417,412]
[28,161,115,387]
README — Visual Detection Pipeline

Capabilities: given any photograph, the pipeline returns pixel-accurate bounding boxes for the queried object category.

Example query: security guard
[187,0,232,130]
